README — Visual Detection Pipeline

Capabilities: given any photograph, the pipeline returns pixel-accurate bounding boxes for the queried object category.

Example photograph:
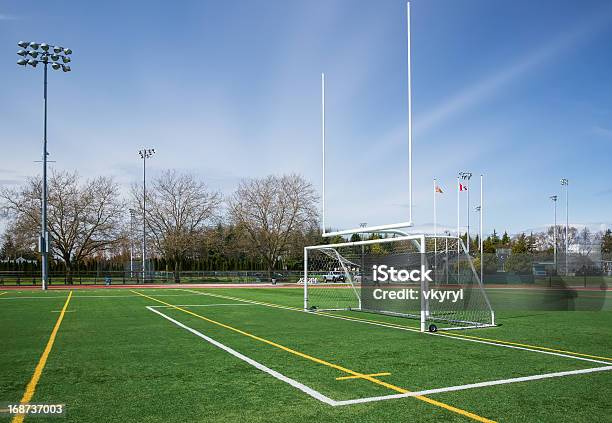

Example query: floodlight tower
[129,209,136,278]
[139,148,155,281]
[560,179,569,274]
[16,41,72,290]
[459,172,473,252]
[549,195,558,271]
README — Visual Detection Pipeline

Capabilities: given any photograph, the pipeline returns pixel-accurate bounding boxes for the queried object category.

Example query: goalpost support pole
[407,1,413,225]
[303,248,308,310]
[419,234,427,332]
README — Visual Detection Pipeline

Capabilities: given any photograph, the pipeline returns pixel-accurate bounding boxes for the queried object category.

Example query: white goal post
[303,234,495,332]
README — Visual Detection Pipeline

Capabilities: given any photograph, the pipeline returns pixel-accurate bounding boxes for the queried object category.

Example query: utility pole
[560,179,569,275]
[550,195,558,272]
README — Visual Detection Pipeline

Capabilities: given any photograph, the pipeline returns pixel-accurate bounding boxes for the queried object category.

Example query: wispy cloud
[0,14,18,20]
[415,11,612,135]
[592,126,612,139]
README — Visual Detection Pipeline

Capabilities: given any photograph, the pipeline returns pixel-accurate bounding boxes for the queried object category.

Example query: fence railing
[0,270,305,286]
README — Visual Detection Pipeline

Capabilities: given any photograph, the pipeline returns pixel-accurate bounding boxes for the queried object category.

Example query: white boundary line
[181,289,612,365]
[146,302,612,408]
[334,365,612,406]
[146,306,338,406]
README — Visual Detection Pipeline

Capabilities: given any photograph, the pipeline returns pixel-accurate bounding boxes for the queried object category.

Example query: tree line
[1,170,611,279]
[0,170,321,280]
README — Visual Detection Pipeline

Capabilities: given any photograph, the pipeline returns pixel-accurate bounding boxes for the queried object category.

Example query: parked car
[323,271,346,282]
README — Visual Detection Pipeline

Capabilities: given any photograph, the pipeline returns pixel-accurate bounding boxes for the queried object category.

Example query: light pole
[139,148,155,281]
[475,204,483,281]
[17,41,72,290]
[549,195,558,272]
[359,223,367,281]
[129,209,136,278]
[560,179,569,275]
[459,172,472,253]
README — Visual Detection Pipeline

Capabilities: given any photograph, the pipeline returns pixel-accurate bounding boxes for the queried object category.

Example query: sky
[0,0,611,237]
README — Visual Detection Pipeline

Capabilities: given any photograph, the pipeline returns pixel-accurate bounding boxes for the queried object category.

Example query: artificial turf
[0,286,610,422]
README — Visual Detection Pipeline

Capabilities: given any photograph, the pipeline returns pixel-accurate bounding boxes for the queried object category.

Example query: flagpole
[457,176,460,283]
[467,177,470,254]
[480,174,484,281]
[434,178,438,238]
[434,178,437,282]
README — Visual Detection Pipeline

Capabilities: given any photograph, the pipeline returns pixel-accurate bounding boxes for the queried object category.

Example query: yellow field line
[0,292,7,296]
[12,291,73,423]
[336,372,391,380]
[185,289,612,363]
[133,290,494,422]
[436,331,612,362]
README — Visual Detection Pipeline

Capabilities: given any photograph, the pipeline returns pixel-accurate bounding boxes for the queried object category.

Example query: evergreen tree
[511,233,528,254]
[602,229,612,254]
[490,229,500,245]
[0,233,17,260]
[501,231,511,246]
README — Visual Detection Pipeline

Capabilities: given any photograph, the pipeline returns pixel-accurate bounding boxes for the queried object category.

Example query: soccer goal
[303,234,495,332]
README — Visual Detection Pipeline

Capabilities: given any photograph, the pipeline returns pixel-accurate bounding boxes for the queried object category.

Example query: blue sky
[1,0,611,236]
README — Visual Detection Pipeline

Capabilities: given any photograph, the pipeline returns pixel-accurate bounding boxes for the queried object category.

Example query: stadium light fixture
[16,40,73,290]
[560,179,569,275]
[138,148,156,281]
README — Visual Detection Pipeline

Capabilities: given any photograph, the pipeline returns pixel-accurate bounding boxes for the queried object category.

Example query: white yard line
[146,306,338,406]
[334,366,612,406]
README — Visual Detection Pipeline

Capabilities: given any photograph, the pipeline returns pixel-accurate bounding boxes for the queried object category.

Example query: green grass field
[1,286,610,422]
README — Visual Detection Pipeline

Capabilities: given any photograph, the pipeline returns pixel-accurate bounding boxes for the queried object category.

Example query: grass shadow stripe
[183,289,612,364]
[133,290,496,423]
[11,291,73,423]
[146,306,338,406]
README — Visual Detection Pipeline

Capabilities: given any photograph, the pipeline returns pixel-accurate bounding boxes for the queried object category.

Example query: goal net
[303,234,495,331]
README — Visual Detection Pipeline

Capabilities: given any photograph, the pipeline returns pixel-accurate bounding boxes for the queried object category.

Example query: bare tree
[228,174,319,279]
[0,171,124,280]
[131,170,221,279]
[543,225,578,253]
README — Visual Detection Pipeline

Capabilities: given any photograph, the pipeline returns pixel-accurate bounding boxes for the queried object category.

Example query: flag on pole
[435,185,443,193]
[459,183,468,191]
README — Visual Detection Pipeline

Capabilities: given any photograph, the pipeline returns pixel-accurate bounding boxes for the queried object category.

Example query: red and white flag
[459,183,468,191]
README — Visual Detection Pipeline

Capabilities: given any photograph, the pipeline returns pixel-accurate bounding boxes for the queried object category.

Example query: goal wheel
[428,324,438,333]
